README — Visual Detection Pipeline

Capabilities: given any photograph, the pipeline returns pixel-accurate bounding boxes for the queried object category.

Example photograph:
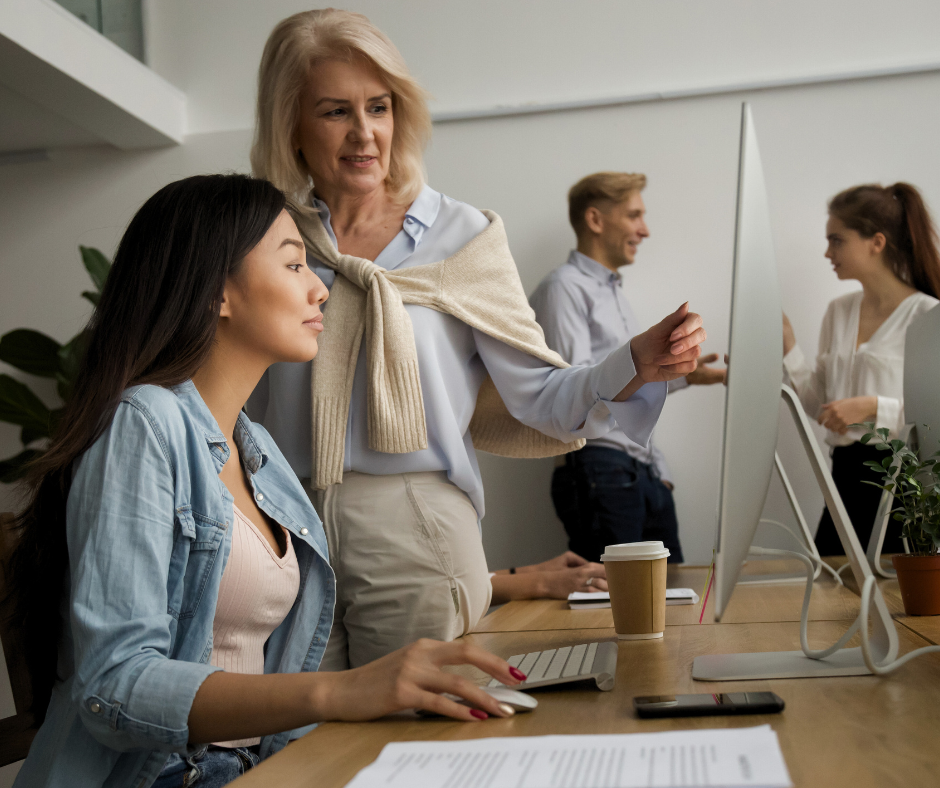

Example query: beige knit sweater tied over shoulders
[293,206,585,490]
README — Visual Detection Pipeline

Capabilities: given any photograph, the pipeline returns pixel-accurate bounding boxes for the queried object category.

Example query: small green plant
[0,247,111,483]
[859,423,940,557]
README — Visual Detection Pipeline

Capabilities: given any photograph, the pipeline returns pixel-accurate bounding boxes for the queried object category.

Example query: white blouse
[250,186,666,519]
[784,290,938,446]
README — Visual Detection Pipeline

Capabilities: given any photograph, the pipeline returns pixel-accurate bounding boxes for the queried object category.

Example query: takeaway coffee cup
[601,541,670,640]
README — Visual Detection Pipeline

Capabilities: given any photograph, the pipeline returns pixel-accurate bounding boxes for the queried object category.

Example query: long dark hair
[4,174,286,719]
[828,182,940,298]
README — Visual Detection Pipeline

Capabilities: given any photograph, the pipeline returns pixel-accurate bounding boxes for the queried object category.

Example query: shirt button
[255,493,263,502]
[300,527,309,536]
[90,702,101,714]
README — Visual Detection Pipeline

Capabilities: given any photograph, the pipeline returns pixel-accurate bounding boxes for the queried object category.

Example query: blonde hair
[568,172,647,237]
[251,8,432,206]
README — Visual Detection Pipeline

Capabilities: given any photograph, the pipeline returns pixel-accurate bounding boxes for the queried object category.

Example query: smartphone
[633,691,785,718]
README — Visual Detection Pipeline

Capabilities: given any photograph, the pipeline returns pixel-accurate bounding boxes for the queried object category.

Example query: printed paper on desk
[345,724,791,788]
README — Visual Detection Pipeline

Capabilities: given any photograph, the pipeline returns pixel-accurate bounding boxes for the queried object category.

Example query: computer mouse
[419,686,538,718]
[456,686,538,715]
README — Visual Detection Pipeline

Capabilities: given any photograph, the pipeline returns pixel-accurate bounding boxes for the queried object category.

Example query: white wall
[2,6,940,779]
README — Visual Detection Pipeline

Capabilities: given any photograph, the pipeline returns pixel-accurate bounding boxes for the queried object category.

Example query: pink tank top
[210,504,300,747]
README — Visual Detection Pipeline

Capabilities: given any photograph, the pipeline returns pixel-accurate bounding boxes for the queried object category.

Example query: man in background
[530,172,725,563]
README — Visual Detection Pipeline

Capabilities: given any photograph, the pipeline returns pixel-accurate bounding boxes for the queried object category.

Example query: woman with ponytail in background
[783,182,940,556]
[6,174,522,788]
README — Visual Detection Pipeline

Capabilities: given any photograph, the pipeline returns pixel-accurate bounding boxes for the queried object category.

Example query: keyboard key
[562,644,588,678]
[518,651,541,677]
[543,646,571,680]
[582,642,598,674]
[527,649,556,682]
[507,654,525,668]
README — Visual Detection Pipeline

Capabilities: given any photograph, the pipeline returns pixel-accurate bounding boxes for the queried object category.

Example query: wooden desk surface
[233,618,940,788]
[476,562,862,633]
[824,557,940,646]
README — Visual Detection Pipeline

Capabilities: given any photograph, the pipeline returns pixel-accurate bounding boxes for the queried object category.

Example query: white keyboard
[488,641,618,692]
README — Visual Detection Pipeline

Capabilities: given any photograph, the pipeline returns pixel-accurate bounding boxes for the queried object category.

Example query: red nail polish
[509,667,527,681]
[470,709,488,720]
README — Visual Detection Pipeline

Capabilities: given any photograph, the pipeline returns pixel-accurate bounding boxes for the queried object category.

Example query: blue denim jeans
[551,446,684,563]
[152,746,261,788]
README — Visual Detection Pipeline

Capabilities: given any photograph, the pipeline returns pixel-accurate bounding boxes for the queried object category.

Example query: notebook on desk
[568,588,700,609]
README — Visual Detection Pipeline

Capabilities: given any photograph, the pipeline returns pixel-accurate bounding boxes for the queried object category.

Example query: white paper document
[345,725,791,788]
[568,588,700,610]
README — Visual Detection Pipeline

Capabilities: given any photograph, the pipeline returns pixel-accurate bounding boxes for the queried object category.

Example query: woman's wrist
[306,670,338,722]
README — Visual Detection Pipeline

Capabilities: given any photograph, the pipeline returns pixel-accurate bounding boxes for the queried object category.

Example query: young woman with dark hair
[783,182,940,556]
[5,174,522,788]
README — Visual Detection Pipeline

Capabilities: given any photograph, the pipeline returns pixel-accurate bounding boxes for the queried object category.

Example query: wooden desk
[824,556,940,646]
[476,562,862,633]
[233,620,940,788]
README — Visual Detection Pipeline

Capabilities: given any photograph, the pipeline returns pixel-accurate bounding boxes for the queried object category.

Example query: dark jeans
[551,446,684,563]
[153,745,261,788]
[815,441,902,557]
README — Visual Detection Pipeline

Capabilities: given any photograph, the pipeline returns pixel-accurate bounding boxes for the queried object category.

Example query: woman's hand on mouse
[314,639,525,722]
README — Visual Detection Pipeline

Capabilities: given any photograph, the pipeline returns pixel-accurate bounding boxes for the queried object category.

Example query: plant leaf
[0,374,52,432]
[20,424,46,444]
[56,332,87,401]
[81,291,100,307]
[860,433,872,445]
[0,329,62,377]
[0,448,42,484]
[79,246,111,292]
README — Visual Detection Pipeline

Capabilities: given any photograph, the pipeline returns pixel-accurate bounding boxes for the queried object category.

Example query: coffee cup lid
[601,541,671,561]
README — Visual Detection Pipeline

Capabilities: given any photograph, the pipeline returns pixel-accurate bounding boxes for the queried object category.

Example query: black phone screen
[633,692,784,718]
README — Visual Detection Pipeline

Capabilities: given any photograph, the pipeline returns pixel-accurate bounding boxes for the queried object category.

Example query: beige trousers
[312,471,492,670]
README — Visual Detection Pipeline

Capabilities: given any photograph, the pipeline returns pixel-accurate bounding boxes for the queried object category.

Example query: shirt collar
[309,184,441,248]
[567,249,622,286]
[171,380,268,474]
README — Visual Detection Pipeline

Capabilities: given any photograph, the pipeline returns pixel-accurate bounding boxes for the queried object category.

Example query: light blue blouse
[251,186,666,518]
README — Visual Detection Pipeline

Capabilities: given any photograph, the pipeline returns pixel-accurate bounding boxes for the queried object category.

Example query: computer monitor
[904,303,940,459]
[693,103,899,680]
[712,103,784,619]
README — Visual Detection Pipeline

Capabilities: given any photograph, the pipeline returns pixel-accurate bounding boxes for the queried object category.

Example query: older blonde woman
[249,9,707,670]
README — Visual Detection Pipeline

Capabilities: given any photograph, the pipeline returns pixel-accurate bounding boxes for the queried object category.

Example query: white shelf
[0,0,184,153]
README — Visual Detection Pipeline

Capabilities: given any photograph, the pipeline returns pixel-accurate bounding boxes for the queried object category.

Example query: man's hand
[614,303,705,401]
[686,353,726,386]
[783,312,796,356]
[818,396,877,434]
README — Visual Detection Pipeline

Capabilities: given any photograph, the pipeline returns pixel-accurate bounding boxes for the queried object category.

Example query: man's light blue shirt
[251,186,667,518]
[530,250,688,483]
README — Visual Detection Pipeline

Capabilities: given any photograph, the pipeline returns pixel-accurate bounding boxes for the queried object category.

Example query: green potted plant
[860,423,940,616]
[0,247,111,483]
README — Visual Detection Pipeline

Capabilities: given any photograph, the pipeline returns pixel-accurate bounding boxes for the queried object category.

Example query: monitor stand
[693,384,900,681]
[735,449,825,585]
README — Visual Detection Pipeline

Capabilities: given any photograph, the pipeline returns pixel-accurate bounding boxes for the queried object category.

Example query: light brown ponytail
[829,182,940,298]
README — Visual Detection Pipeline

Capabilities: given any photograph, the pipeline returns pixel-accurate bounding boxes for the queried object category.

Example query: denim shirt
[15,382,335,788]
